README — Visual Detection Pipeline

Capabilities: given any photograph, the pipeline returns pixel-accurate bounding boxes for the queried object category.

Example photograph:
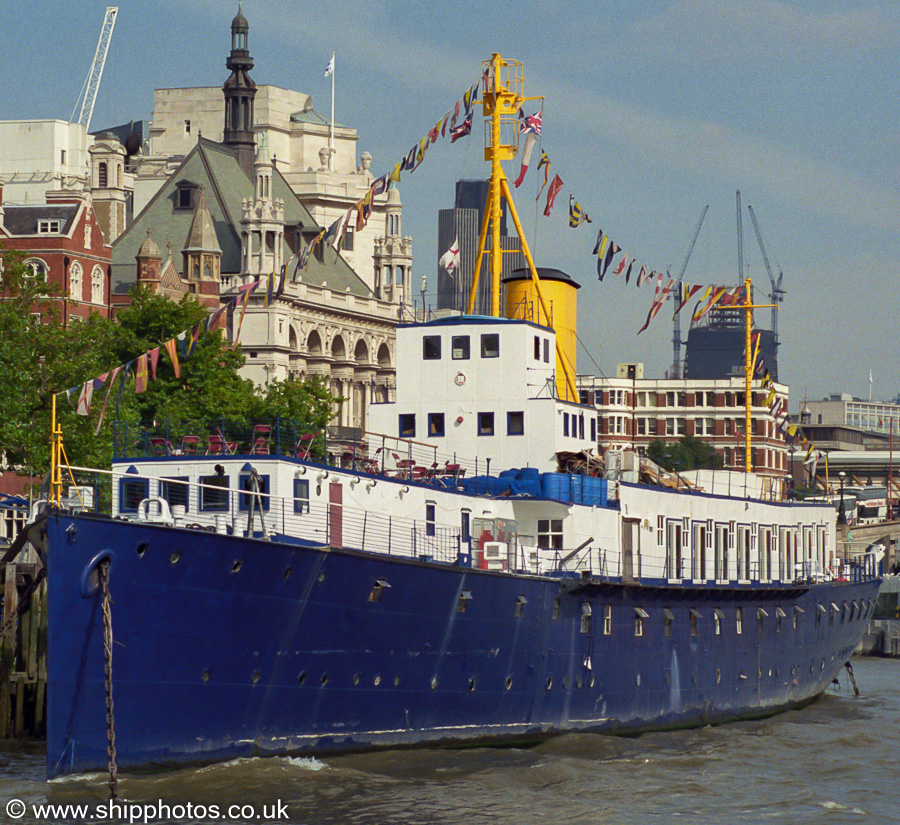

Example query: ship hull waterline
[45,513,877,778]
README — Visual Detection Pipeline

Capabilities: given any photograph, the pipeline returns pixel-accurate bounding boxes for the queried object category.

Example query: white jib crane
[71,7,118,132]
[747,204,785,352]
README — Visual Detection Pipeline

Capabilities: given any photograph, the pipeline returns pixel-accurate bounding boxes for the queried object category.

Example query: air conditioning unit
[483,541,504,560]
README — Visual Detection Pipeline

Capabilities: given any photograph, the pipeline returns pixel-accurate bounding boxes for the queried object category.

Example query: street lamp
[837,470,846,525]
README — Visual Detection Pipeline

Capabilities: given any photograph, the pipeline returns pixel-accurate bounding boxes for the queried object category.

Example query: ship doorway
[622,518,640,583]
[329,481,343,547]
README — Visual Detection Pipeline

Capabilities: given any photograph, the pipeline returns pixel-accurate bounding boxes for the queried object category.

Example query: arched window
[98,161,108,188]
[377,343,392,369]
[354,339,369,364]
[91,266,103,304]
[307,329,323,355]
[289,327,298,351]
[23,259,48,280]
[69,261,83,300]
[331,335,346,360]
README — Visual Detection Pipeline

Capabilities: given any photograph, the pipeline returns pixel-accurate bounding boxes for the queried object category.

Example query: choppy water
[1,657,898,825]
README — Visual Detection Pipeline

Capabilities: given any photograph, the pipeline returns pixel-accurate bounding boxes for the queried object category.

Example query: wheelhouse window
[160,477,189,511]
[239,473,270,511]
[428,413,445,437]
[480,333,500,358]
[200,472,229,511]
[537,518,563,550]
[425,502,436,536]
[423,335,441,360]
[477,412,494,436]
[293,478,310,513]
[119,477,148,513]
[451,335,470,360]
[507,411,524,436]
[399,413,416,438]
[581,602,593,634]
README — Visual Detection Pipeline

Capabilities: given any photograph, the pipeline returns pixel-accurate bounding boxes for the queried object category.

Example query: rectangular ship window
[452,335,470,360]
[199,473,229,512]
[119,477,148,513]
[481,333,500,358]
[423,335,441,360]
[160,477,189,511]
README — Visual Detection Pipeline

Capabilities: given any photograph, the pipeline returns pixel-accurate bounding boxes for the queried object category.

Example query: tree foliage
[646,435,724,471]
[0,250,337,476]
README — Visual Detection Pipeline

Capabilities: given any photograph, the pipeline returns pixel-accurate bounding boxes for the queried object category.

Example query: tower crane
[747,204,785,352]
[71,7,118,132]
[670,205,708,379]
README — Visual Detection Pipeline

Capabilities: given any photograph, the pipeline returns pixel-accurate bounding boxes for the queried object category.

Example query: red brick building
[0,185,111,322]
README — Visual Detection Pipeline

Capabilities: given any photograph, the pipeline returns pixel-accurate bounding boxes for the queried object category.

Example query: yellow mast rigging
[466,54,579,402]
[739,277,775,473]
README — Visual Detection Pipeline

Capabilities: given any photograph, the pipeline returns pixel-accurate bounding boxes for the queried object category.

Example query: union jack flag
[519,109,542,135]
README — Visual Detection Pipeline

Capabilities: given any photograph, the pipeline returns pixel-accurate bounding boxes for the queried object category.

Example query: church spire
[223,4,257,176]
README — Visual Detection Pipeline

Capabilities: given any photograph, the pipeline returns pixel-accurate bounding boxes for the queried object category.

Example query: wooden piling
[0,564,47,739]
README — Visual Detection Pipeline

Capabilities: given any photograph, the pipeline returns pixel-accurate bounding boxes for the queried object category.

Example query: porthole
[251,669,260,684]
[298,672,307,685]
[284,567,292,580]
[468,677,477,692]
[170,551,181,564]
[231,560,243,574]
[576,676,583,689]
[505,676,513,691]
[394,674,401,687]
[353,672,361,686]
[201,669,210,682]
[136,542,149,558]
[373,674,381,686]
[545,676,553,690]
[589,673,595,688]
[636,673,641,686]
[318,571,326,583]
[321,673,330,686]
[430,676,439,690]
[716,668,721,684]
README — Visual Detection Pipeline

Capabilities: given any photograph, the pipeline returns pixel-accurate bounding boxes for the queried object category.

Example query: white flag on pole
[324,53,335,77]
[439,236,460,274]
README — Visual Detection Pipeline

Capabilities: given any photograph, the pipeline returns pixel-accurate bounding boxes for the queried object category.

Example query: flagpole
[329,52,335,171]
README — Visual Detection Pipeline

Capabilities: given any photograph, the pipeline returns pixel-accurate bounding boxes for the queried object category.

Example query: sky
[4,0,900,407]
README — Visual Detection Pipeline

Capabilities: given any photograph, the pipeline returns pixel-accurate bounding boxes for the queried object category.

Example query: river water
[1,656,897,825]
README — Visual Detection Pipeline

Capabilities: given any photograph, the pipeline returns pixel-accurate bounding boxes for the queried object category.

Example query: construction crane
[670,205,708,379]
[747,204,785,351]
[71,7,118,132]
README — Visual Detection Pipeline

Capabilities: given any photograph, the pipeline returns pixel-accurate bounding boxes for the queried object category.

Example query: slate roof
[111,137,371,299]
[2,204,78,236]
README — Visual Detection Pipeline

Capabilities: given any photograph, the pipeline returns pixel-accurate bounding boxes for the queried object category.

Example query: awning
[635,607,649,618]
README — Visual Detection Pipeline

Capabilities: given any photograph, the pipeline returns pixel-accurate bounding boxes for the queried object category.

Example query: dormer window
[174,182,197,210]
[38,220,60,234]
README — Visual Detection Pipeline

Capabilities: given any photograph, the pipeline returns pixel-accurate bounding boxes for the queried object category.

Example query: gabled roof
[111,137,374,299]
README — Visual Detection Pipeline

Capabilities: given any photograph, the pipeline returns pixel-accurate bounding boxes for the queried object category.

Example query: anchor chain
[99,560,118,799]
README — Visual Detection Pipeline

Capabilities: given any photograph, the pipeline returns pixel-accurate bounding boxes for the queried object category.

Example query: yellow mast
[740,277,775,473]
[50,393,63,505]
[466,54,579,402]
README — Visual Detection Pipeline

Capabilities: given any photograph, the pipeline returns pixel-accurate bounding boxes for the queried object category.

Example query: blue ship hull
[45,512,878,778]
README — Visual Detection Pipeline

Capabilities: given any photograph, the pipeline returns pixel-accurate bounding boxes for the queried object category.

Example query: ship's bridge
[367,315,597,473]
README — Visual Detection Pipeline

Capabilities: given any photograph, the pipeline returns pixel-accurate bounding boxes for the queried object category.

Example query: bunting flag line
[612,253,630,277]
[600,242,619,280]
[450,112,472,142]
[568,195,591,227]
[148,347,160,381]
[76,380,94,416]
[535,150,551,201]
[164,339,181,378]
[675,282,703,314]
[637,276,675,334]
[636,265,649,287]
[94,367,119,435]
[543,174,564,216]
[692,286,728,323]
[624,261,634,284]
[134,353,149,395]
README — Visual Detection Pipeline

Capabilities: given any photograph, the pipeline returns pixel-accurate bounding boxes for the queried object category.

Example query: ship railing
[62,465,464,566]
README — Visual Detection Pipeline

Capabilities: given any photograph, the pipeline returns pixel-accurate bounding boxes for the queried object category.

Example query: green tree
[647,435,724,472]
